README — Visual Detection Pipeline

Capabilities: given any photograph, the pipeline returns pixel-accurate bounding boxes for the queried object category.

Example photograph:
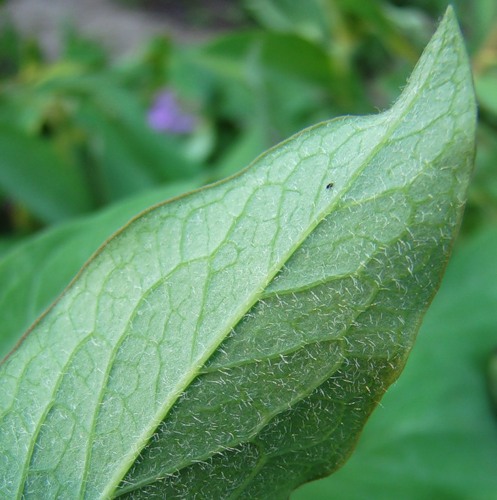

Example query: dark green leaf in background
[0,125,93,223]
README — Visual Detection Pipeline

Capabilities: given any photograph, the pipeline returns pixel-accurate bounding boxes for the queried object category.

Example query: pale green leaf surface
[293,227,497,499]
[0,9,476,498]
[0,181,201,360]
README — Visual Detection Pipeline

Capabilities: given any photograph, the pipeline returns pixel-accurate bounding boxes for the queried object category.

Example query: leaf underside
[0,8,476,499]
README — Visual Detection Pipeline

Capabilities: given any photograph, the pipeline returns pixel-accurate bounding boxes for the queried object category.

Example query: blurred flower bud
[147,90,196,134]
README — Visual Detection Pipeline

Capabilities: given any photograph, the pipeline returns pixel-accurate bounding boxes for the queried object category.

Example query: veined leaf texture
[0,8,476,499]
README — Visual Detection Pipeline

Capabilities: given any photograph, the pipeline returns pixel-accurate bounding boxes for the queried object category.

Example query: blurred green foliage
[1,0,497,240]
[0,0,496,497]
[1,0,497,238]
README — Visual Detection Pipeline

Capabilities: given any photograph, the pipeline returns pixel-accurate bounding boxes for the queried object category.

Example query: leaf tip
[438,4,465,43]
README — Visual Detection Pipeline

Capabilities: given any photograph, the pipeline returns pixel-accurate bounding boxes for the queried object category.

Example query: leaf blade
[0,181,201,360]
[0,7,476,498]
[293,227,497,499]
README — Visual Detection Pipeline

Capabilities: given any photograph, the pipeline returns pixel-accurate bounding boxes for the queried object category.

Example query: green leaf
[211,124,269,180]
[0,181,201,360]
[476,73,497,117]
[0,126,93,223]
[245,0,330,44]
[76,102,158,201]
[0,8,476,498]
[293,227,497,499]
[184,29,366,133]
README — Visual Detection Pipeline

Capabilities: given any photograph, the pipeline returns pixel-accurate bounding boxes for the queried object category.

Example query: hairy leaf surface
[294,227,497,499]
[0,181,201,360]
[0,9,476,499]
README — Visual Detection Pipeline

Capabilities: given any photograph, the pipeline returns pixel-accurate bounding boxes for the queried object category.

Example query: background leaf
[0,9,476,498]
[0,125,93,223]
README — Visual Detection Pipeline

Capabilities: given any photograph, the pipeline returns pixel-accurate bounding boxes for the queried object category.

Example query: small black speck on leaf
[326,183,334,190]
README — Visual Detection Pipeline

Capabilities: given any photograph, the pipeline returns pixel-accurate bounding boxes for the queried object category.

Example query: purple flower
[147,90,196,134]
